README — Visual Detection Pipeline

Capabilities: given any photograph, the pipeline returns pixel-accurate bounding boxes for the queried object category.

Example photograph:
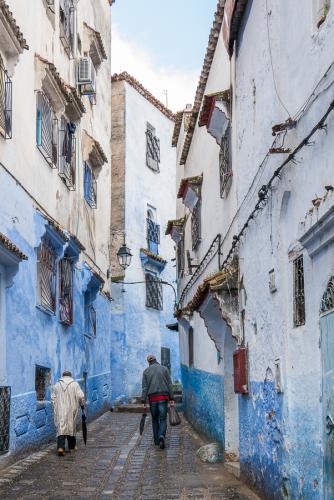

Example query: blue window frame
[84,161,97,208]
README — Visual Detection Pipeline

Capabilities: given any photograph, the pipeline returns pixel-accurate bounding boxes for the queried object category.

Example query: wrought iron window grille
[36,91,58,168]
[147,218,160,250]
[37,239,57,314]
[320,277,334,314]
[145,273,163,310]
[35,366,51,401]
[146,125,160,172]
[59,118,76,189]
[177,235,185,277]
[0,59,12,139]
[84,287,96,338]
[59,0,75,57]
[219,123,232,197]
[84,161,97,208]
[293,255,306,326]
[0,386,10,454]
[59,256,74,325]
[191,200,201,250]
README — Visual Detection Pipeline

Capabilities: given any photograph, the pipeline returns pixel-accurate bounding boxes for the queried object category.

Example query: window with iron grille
[177,235,185,277]
[146,123,160,172]
[35,365,51,401]
[59,117,76,189]
[0,386,10,454]
[84,289,96,337]
[37,239,57,314]
[293,255,305,327]
[191,200,201,250]
[219,123,232,197]
[59,0,75,56]
[145,273,163,310]
[0,57,12,139]
[84,161,97,208]
[147,218,160,254]
[36,91,58,168]
[59,257,73,325]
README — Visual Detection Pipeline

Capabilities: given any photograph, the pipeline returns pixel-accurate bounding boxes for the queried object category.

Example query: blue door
[321,310,334,499]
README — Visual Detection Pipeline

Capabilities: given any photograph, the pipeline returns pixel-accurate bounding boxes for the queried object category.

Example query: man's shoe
[159,437,165,450]
[57,448,65,456]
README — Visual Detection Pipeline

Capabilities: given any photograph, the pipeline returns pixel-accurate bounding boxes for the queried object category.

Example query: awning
[177,175,203,210]
[165,217,186,243]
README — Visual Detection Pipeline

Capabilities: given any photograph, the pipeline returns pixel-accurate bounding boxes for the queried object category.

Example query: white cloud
[111,26,198,112]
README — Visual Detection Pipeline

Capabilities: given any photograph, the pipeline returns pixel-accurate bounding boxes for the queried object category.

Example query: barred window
[293,255,305,327]
[84,289,96,337]
[146,123,160,172]
[35,365,51,401]
[84,161,97,208]
[59,257,73,325]
[0,57,12,139]
[219,124,232,197]
[147,217,160,254]
[37,239,57,314]
[177,235,185,277]
[36,91,58,168]
[59,117,76,189]
[145,273,163,310]
[59,0,75,56]
[191,200,201,250]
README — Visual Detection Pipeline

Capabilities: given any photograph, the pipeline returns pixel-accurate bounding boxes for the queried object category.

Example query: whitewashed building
[171,0,334,498]
[110,72,180,400]
[0,0,113,463]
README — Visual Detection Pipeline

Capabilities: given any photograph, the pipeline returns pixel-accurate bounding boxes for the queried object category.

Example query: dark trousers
[57,435,76,450]
[150,401,168,444]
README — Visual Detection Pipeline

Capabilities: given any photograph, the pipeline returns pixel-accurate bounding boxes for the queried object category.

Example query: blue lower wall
[181,364,225,445]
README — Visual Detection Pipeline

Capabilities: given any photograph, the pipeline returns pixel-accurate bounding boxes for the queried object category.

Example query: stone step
[224,461,240,479]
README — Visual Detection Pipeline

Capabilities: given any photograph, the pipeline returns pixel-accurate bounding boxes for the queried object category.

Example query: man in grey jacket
[142,354,174,449]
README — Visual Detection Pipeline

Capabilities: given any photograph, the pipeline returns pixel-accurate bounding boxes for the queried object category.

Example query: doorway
[224,331,239,462]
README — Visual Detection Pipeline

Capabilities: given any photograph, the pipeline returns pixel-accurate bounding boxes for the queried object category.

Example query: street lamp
[117,238,132,270]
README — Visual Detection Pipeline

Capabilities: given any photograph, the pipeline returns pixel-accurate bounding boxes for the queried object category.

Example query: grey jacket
[141,361,174,403]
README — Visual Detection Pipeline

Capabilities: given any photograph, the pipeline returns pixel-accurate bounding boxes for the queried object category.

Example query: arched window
[320,277,334,315]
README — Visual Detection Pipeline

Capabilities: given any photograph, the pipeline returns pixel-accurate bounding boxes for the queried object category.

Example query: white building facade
[110,73,180,400]
[171,0,334,498]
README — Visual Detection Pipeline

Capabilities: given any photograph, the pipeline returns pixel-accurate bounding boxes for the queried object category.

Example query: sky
[111,0,218,112]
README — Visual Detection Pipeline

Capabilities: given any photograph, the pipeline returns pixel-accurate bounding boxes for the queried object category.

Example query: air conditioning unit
[77,57,96,95]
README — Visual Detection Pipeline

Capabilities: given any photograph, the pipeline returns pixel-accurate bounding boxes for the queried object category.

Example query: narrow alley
[0,412,258,500]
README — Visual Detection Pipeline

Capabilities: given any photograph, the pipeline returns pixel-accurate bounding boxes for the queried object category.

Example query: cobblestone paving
[0,412,259,500]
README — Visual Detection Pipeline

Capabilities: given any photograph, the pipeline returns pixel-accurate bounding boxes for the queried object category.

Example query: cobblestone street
[0,412,259,500]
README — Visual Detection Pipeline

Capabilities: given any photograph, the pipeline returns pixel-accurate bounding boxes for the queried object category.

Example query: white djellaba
[52,376,85,436]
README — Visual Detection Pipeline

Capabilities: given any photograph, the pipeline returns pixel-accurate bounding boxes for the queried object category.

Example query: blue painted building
[0,0,113,464]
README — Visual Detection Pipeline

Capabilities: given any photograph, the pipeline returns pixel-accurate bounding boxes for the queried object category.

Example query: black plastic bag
[139,411,147,435]
[169,406,181,426]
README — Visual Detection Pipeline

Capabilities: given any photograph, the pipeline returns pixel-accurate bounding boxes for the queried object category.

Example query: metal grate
[0,58,12,139]
[219,124,232,197]
[0,387,10,454]
[84,162,97,208]
[146,125,160,172]
[35,366,51,401]
[59,0,74,56]
[147,218,160,245]
[59,118,76,189]
[36,91,58,168]
[320,277,334,314]
[145,273,163,310]
[85,304,96,337]
[37,239,57,313]
[191,200,201,250]
[59,257,73,325]
[293,255,305,326]
[177,236,185,276]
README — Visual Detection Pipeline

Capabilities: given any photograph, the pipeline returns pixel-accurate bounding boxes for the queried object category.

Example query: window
[188,327,194,367]
[0,56,12,139]
[59,0,75,56]
[314,0,331,28]
[37,239,57,314]
[36,91,58,168]
[177,235,185,277]
[0,386,10,454]
[219,124,232,197]
[84,161,97,208]
[84,288,96,337]
[147,213,160,254]
[145,273,163,310]
[191,200,201,250]
[59,256,74,325]
[35,365,51,401]
[293,255,305,327]
[146,123,160,172]
[59,117,76,189]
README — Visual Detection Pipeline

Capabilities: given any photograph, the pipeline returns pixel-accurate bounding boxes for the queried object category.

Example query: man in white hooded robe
[52,370,85,456]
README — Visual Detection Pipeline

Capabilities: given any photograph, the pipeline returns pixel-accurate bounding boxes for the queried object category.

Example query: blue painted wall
[181,364,225,445]
[0,168,113,461]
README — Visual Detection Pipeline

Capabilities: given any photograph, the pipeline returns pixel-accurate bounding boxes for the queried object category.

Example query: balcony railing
[59,118,76,189]
[0,61,12,139]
